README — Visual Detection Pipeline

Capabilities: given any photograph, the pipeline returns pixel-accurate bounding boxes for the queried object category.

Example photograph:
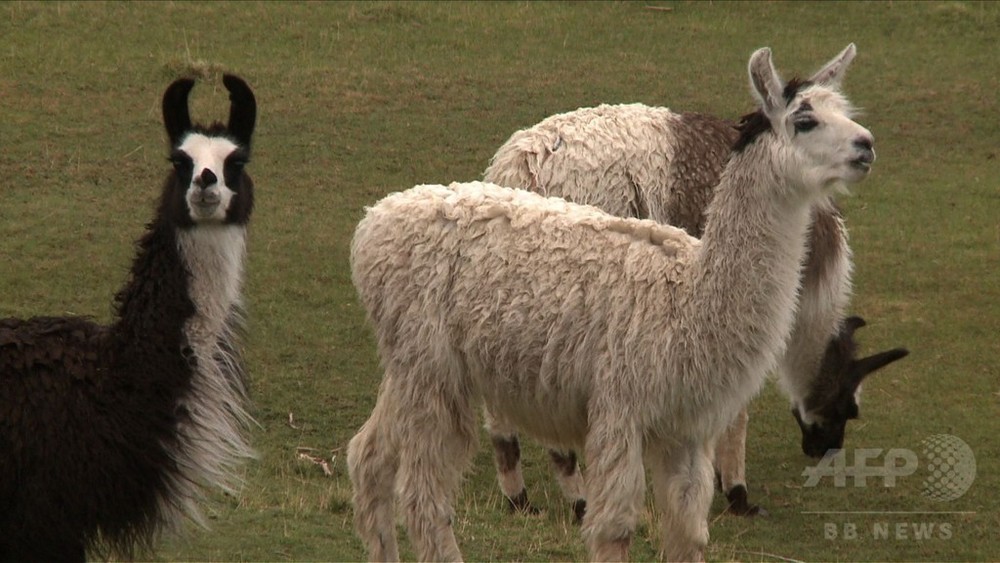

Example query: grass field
[1,1,997,561]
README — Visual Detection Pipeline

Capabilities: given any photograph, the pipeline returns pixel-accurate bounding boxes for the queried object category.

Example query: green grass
[1,1,997,561]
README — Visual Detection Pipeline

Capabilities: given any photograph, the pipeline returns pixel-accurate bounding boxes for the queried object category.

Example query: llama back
[484,103,738,236]
[351,181,698,442]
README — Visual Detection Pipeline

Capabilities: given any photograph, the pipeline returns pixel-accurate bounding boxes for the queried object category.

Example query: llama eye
[169,154,193,172]
[794,118,819,133]
[226,160,248,176]
[226,154,249,170]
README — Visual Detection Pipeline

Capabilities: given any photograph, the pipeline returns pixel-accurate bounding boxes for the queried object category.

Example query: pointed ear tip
[165,77,196,93]
[223,74,251,88]
[750,47,772,62]
[223,76,255,104]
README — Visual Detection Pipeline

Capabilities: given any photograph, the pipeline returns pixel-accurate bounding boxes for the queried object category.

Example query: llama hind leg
[714,407,765,516]
[648,441,714,562]
[397,398,478,561]
[489,433,542,515]
[485,410,537,514]
[580,423,645,561]
[548,449,587,523]
[348,402,401,562]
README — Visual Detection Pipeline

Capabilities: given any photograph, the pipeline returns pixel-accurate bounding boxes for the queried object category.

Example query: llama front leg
[649,440,714,562]
[581,423,645,562]
[714,407,766,516]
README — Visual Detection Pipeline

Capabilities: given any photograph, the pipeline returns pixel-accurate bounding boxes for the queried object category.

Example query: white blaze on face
[178,133,240,223]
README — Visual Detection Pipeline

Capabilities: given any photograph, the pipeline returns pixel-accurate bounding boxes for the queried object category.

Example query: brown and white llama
[347,44,879,561]
[0,74,257,561]
[482,69,908,520]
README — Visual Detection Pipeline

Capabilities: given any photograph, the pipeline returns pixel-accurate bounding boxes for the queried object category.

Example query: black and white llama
[0,74,257,561]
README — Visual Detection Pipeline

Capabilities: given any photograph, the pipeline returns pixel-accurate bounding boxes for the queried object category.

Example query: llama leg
[714,407,765,516]
[650,441,714,562]
[580,423,644,562]
[548,449,587,523]
[485,410,537,514]
[396,391,478,561]
[348,401,401,562]
[647,443,679,559]
[490,434,538,514]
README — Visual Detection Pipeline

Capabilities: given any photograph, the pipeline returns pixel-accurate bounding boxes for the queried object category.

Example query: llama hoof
[725,485,768,517]
[506,490,540,515]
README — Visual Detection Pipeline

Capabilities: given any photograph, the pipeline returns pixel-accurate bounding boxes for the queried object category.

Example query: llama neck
[677,142,814,402]
[176,224,247,344]
[109,220,252,524]
[112,223,246,346]
[112,222,196,347]
[172,223,253,502]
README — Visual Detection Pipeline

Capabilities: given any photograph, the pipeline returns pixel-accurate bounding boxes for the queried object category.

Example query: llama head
[738,44,875,197]
[793,316,910,458]
[160,74,256,227]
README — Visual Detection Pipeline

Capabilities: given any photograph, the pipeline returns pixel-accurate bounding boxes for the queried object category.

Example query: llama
[348,44,877,561]
[794,315,909,457]
[0,74,257,561]
[482,88,907,521]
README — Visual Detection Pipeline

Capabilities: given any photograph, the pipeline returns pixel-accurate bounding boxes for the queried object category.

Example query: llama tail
[347,400,401,562]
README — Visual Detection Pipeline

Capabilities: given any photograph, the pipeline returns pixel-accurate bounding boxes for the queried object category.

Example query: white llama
[348,44,876,561]
[482,88,907,521]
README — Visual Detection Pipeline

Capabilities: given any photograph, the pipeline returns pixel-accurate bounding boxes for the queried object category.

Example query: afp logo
[920,434,976,502]
[802,434,976,501]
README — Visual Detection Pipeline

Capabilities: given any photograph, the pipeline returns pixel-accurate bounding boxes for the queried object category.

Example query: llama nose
[853,136,875,164]
[194,169,218,189]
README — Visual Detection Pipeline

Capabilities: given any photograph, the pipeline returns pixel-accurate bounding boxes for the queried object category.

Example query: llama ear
[748,47,785,116]
[223,74,256,148]
[809,43,856,89]
[162,78,196,147]
[851,347,909,385]
[843,315,867,337]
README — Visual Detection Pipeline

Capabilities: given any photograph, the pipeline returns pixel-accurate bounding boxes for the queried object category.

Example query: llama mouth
[190,190,222,211]
[849,159,871,173]
[191,201,221,217]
